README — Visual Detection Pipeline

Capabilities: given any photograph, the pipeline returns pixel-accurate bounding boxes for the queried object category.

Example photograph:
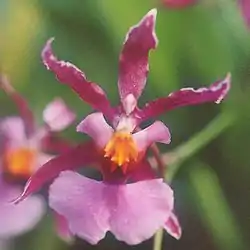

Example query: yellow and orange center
[3,148,36,178]
[104,132,138,171]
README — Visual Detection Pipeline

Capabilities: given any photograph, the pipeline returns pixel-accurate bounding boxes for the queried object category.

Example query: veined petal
[13,142,97,204]
[43,98,76,132]
[49,171,110,245]
[164,212,182,239]
[49,171,174,245]
[239,0,250,29]
[0,75,35,135]
[0,180,45,238]
[139,73,231,121]
[0,117,26,148]
[133,121,171,152]
[42,38,114,120]
[108,178,173,245]
[77,112,113,149]
[118,9,158,107]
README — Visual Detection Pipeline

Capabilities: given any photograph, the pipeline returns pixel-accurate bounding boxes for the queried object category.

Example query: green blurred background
[1,0,250,249]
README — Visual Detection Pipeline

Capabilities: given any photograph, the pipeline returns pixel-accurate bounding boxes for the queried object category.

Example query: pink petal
[43,98,76,132]
[0,180,45,238]
[54,212,73,242]
[0,117,26,148]
[0,75,35,135]
[108,178,173,245]
[49,171,110,244]
[13,142,98,204]
[133,121,171,152]
[239,0,250,29]
[140,73,231,121]
[162,0,198,8]
[164,212,182,239]
[76,112,113,149]
[118,9,158,106]
[49,171,174,245]
[41,38,114,120]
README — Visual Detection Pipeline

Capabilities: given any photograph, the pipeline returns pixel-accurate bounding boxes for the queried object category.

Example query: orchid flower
[14,8,230,245]
[0,75,75,241]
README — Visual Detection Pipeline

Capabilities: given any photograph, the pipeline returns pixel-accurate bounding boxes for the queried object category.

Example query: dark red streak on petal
[139,74,231,122]
[42,38,114,121]
[118,9,158,102]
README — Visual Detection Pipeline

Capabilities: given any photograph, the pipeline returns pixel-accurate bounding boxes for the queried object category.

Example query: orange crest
[4,148,36,178]
[104,132,138,171]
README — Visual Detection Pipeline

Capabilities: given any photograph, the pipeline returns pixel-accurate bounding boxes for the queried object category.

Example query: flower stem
[152,111,235,250]
[166,111,235,181]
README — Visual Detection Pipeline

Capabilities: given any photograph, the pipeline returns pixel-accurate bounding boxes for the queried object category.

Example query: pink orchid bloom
[161,0,198,8]
[14,8,230,245]
[0,75,75,241]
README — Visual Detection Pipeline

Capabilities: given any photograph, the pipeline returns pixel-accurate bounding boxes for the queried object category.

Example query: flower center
[104,132,138,170]
[3,148,36,178]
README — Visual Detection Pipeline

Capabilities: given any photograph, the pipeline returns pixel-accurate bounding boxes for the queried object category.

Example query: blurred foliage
[1,0,250,250]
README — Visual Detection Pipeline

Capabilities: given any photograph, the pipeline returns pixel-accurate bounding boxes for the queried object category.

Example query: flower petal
[43,98,76,132]
[118,9,158,106]
[239,0,250,29]
[164,212,182,240]
[108,178,173,244]
[139,73,231,121]
[0,75,35,135]
[54,212,73,242]
[41,38,114,120]
[49,171,109,245]
[49,171,174,245]
[133,121,171,152]
[0,180,45,238]
[13,142,97,204]
[0,117,26,148]
[77,112,113,149]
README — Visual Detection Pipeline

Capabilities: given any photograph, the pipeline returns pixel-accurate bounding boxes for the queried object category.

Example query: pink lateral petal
[49,171,110,245]
[140,73,231,121]
[108,178,174,244]
[0,180,45,238]
[0,75,35,135]
[0,117,26,148]
[164,212,182,239]
[133,121,171,152]
[162,0,198,8]
[13,142,97,204]
[76,112,114,149]
[118,9,158,106]
[41,38,114,120]
[239,0,250,29]
[43,98,76,132]
[54,211,73,242]
[49,171,174,245]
